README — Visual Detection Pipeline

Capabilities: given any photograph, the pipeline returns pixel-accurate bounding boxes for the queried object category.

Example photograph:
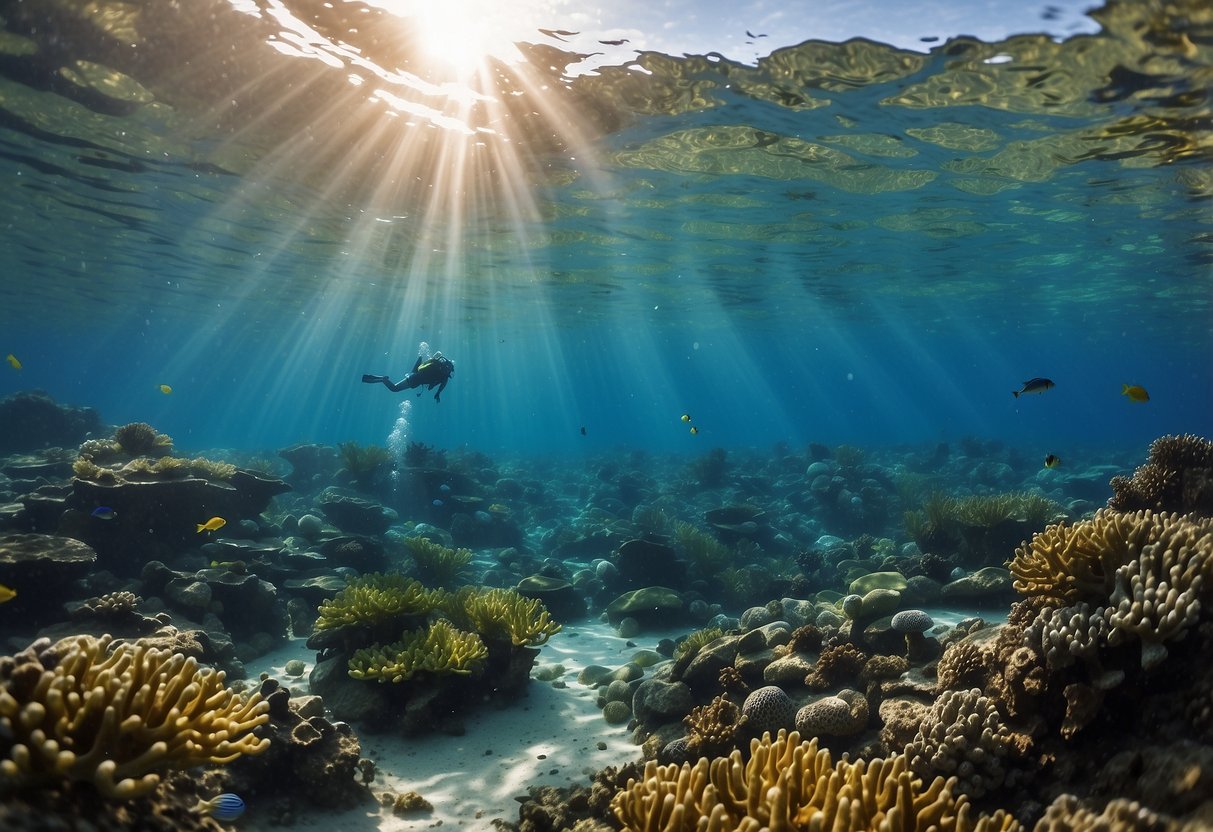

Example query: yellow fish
[159,384,173,395]
[1122,383,1149,403]
[680,413,691,422]
[689,426,699,435]
[196,516,227,533]
[0,583,15,604]
[1043,454,1061,469]
[5,354,20,371]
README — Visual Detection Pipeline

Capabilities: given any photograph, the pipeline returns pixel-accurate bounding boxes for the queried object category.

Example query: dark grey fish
[1013,378,1055,398]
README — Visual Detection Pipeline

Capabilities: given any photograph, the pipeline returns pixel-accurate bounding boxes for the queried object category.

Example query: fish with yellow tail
[0,584,15,604]
[5,354,20,371]
[1043,454,1061,469]
[196,516,226,533]
[1122,383,1149,403]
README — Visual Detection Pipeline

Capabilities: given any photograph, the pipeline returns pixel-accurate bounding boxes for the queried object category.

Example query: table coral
[346,620,488,683]
[0,635,268,799]
[612,729,1020,832]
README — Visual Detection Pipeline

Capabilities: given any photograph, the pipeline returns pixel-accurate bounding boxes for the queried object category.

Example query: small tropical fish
[0,584,15,604]
[432,499,444,507]
[1122,383,1149,403]
[1043,454,1061,469]
[91,506,117,520]
[5,354,20,370]
[159,384,172,395]
[689,426,699,435]
[196,516,226,533]
[1013,378,1055,398]
[438,484,451,495]
[196,793,246,822]
[680,414,691,422]
[580,426,586,436]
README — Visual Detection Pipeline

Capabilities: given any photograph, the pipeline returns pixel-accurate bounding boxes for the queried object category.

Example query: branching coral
[805,643,869,691]
[1109,433,1213,516]
[449,587,562,647]
[612,730,1021,832]
[314,573,444,633]
[1009,509,1159,603]
[683,695,746,758]
[0,635,268,799]
[905,688,1027,800]
[347,620,488,683]
[1020,511,1213,672]
[113,422,173,457]
[72,456,117,482]
[404,536,473,587]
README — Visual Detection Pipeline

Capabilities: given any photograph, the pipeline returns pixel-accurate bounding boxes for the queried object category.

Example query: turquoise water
[0,0,1209,456]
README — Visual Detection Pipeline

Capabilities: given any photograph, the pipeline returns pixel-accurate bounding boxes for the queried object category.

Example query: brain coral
[905,688,1025,800]
[795,689,868,737]
[0,635,268,799]
[741,686,797,736]
[612,729,1021,832]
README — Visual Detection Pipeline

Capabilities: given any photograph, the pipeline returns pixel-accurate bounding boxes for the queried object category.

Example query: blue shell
[209,793,246,822]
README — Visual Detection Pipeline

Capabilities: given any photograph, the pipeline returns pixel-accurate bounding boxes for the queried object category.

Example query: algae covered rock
[605,586,684,627]
[942,566,1014,602]
[0,533,96,626]
[848,571,908,595]
[516,574,585,621]
[316,488,397,536]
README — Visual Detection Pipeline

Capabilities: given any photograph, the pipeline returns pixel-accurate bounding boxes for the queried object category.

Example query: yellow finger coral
[314,573,445,632]
[1008,509,1159,603]
[450,587,562,647]
[612,729,1021,832]
[0,635,269,799]
[347,620,488,682]
[403,536,473,587]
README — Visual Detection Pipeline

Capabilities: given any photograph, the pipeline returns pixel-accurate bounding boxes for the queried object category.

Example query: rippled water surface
[0,0,1209,450]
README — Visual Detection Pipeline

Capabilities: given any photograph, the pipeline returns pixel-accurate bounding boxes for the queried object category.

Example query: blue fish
[432,499,444,507]
[439,484,451,495]
[91,507,117,520]
[197,793,245,822]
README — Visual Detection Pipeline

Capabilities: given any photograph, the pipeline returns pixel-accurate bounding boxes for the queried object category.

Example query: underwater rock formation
[0,391,101,456]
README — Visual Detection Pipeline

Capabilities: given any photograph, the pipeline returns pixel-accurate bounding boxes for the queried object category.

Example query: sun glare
[364,0,518,78]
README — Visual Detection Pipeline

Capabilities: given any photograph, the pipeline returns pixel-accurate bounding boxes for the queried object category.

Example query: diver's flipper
[362,374,386,384]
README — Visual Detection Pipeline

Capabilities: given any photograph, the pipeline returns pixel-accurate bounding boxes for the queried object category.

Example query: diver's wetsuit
[362,353,455,402]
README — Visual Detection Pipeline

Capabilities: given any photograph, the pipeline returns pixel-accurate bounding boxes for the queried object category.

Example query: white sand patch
[243,620,692,831]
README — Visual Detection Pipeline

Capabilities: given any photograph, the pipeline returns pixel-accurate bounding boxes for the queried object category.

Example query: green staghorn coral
[314,573,445,632]
[0,635,268,799]
[404,536,473,587]
[447,587,562,647]
[347,620,488,682]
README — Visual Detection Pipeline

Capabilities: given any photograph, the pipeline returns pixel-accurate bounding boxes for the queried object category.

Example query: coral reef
[682,695,746,758]
[0,635,268,799]
[403,536,473,587]
[449,587,562,647]
[805,643,868,690]
[347,620,488,682]
[313,573,442,634]
[113,422,173,457]
[1109,433,1213,516]
[612,730,1020,832]
[905,688,1027,800]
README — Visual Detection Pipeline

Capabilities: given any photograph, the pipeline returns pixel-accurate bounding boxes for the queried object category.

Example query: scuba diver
[362,351,455,402]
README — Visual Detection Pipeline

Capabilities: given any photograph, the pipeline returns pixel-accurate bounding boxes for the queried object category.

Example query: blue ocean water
[0,0,1208,460]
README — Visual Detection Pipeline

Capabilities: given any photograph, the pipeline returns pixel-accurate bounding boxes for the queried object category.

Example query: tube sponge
[0,635,269,799]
